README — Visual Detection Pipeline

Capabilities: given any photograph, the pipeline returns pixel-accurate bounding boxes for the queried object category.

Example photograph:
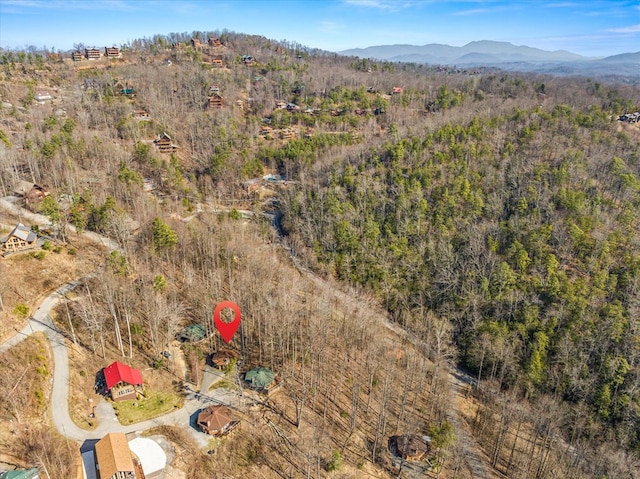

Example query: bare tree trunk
[64,300,77,346]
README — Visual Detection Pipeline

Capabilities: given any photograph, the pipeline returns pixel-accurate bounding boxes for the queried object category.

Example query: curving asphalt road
[0,196,121,252]
[0,279,239,446]
[0,195,240,447]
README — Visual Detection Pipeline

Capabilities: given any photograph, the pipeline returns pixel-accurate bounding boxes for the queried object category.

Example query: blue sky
[1,0,639,57]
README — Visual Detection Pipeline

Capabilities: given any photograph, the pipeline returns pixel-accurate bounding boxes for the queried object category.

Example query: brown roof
[94,433,134,479]
[197,405,233,434]
[392,435,430,460]
[211,349,240,367]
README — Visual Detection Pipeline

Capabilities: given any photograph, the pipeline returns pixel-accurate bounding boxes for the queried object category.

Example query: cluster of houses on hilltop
[71,47,121,61]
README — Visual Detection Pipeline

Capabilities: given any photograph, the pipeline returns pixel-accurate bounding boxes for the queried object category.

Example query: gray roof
[10,223,37,243]
[12,180,35,196]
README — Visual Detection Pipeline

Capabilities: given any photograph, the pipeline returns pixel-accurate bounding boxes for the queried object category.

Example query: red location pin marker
[213,301,241,344]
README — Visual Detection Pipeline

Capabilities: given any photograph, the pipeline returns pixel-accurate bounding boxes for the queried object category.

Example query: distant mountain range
[339,41,640,81]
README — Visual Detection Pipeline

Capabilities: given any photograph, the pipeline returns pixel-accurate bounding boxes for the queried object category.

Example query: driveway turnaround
[0,279,241,447]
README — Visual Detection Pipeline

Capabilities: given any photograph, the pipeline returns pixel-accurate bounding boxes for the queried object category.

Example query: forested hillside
[1,31,640,478]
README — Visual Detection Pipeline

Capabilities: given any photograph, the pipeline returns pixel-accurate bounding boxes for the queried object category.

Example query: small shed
[83,79,100,90]
[34,92,53,103]
[197,405,239,436]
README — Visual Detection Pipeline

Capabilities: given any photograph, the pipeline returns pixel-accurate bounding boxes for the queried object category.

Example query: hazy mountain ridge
[340,40,588,63]
[340,40,640,80]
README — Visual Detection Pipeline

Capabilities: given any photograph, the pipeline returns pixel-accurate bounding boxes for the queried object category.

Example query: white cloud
[452,7,492,16]
[1,0,141,11]
[344,0,395,7]
[343,0,419,10]
[544,2,581,7]
[607,24,640,33]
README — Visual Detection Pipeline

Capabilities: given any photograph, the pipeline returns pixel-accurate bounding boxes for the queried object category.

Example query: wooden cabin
[280,127,296,141]
[389,435,431,461]
[85,48,102,60]
[12,180,48,205]
[259,125,273,137]
[104,46,120,58]
[133,109,150,120]
[153,132,178,153]
[208,37,223,47]
[208,93,224,109]
[71,50,83,62]
[102,361,143,402]
[1,223,37,255]
[197,405,239,436]
[94,433,136,479]
[209,54,224,67]
[211,349,240,369]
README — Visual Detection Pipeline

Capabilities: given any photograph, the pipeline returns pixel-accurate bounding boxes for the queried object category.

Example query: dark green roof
[179,323,207,342]
[245,367,275,389]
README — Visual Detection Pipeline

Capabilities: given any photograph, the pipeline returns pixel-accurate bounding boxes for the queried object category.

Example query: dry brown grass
[0,217,108,343]
[66,344,101,430]
[0,333,52,465]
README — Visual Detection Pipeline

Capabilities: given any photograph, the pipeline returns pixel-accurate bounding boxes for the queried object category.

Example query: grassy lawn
[112,391,183,425]
[209,379,231,391]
